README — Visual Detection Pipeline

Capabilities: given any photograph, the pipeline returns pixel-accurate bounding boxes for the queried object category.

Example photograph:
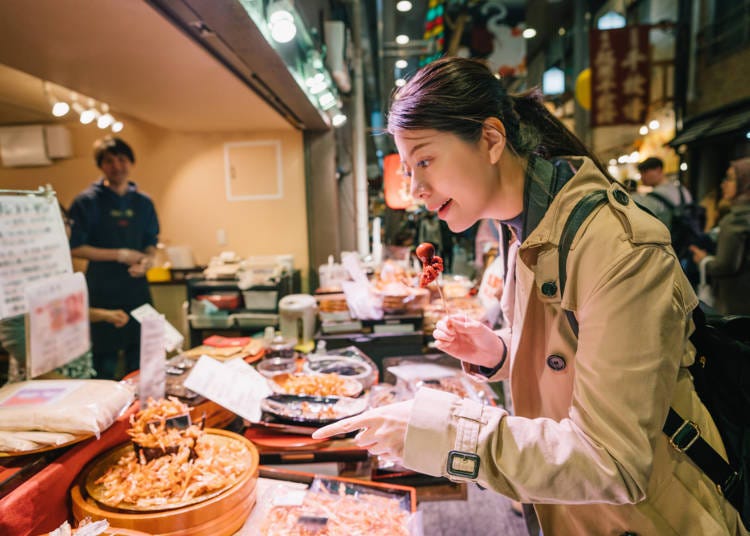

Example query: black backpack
[647,187,706,259]
[558,190,750,529]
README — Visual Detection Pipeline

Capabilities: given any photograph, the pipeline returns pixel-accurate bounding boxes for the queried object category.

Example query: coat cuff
[403,387,460,476]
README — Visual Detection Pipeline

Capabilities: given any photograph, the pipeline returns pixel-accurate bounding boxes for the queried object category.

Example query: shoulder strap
[557,192,744,517]
[557,190,609,336]
[647,190,677,211]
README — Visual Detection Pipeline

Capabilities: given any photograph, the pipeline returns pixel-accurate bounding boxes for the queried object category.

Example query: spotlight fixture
[396,1,413,12]
[648,119,660,130]
[395,78,406,87]
[111,121,124,133]
[395,59,408,69]
[268,1,297,43]
[80,108,97,125]
[522,28,537,39]
[680,162,688,171]
[395,34,410,45]
[639,125,649,135]
[51,101,70,117]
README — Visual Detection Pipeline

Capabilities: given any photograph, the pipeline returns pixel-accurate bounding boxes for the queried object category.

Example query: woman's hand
[312,400,415,462]
[116,248,145,266]
[105,309,130,328]
[433,315,504,368]
[689,244,707,264]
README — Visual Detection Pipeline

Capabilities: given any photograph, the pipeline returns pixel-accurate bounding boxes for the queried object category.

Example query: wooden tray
[71,429,259,536]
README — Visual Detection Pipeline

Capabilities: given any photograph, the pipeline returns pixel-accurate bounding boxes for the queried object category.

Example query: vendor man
[68,137,160,380]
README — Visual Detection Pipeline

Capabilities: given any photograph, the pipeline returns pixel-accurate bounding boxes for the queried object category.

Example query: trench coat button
[613,190,630,205]
[541,281,557,297]
[546,354,566,371]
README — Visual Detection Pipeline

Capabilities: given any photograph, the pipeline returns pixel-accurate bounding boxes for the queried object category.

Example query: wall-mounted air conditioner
[0,125,73,167]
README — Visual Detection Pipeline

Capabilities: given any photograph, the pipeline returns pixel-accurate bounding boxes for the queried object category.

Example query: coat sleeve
[404,245,694,504]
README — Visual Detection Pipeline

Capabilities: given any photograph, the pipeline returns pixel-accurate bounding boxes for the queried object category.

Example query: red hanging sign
[590,26,650,127]
[383,153,413,210]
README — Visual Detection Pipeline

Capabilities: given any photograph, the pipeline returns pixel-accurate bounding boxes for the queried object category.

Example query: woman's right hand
[433,315,504,368]
[116,248,145,265]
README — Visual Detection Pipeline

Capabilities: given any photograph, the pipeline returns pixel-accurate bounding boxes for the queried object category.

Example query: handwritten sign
[25,273,90,378]
[139,314,166,404]
[0,194,72,319]
[130,303,184,352]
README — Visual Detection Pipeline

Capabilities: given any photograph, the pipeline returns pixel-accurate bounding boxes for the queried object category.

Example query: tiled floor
[419,483,530,536]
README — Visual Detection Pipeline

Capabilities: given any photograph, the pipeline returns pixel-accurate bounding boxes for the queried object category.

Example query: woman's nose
[410,175,429,200]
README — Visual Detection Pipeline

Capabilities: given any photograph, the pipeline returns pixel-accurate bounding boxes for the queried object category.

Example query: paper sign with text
[183,355,272,422]
[0,194,72,319]
[139,314,166,404]
[25,272,90,378]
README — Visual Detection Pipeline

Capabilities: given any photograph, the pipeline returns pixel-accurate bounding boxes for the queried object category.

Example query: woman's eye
[416,159,430,168]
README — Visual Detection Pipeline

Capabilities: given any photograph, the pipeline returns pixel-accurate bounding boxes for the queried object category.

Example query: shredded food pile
[260,488,410,536]
[275,373,359,397]
[93,398,250,509]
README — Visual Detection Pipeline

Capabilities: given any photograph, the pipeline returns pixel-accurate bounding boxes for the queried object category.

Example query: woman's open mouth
[437,198,452,218]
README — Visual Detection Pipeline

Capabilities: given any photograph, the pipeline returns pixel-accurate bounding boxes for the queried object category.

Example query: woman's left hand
[312,400,415,461]
[689,244,707,263]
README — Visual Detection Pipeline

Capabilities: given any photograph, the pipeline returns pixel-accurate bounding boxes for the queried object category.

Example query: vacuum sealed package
[0,379,134,437]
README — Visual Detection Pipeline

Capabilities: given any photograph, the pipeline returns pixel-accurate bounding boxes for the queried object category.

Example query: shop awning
[669,99,750,147]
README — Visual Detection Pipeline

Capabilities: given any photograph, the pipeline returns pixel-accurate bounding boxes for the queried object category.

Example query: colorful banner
[590,26,650,127]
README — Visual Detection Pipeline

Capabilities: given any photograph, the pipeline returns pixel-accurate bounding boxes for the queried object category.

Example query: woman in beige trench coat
[314,58,747,535]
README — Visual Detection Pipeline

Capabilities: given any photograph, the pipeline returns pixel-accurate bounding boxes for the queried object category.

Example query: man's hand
[105,309,130,328]
[117,248,145,266]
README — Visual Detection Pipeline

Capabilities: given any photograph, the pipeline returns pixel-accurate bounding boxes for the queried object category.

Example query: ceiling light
[680,162,688,171]
[268,7,296,43]
[51,101,70,117]
[597,11,626,30]
[609,159,617,166]
[318,91,336,109]
[542,67,565,95]
[395,59,408,69]
[332,113,347,127]
[395,78,406,87]
[396,1,413,12]
[648,119,660,130]
[80,108,98,125]
[617,155,628,164]
[558,28,566,36]
[522,28,537,39]
[111,121,124,133]
[97,113,114,129]
[746,131,750,140]
[395,34,410,45]
[629,151,640,162]
[639,125,649,135]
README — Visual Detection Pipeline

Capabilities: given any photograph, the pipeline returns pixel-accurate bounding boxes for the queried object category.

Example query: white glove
[433,315,505,369]
[312,400,415,461]
[116,248,145,265]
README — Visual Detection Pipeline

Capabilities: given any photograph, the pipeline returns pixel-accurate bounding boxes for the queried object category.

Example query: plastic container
[188,314,234,329]
[231,312,279,328]
[196,292,241,310]
[241,290,278,311]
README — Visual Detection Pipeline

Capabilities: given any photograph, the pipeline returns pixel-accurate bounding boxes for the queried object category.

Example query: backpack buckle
[669,419,701,453]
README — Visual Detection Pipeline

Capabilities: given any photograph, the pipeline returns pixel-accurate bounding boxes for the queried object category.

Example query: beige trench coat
[403,158,747,535]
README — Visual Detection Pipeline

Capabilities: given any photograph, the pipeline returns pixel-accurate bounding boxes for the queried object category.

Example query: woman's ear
[482,118,507,164]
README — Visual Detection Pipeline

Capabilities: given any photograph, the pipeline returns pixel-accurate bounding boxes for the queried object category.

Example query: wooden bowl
[71,429,259,536]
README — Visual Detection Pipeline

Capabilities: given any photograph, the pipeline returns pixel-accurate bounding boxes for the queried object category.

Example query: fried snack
[274,373,361,397]
[127,397,201,459]
[93,433,250,509]
[260,488,410,536]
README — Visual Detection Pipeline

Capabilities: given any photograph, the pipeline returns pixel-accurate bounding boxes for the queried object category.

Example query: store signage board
[139,314,166,404]
[589,25,650,127]
[183,355,272,422]
[0,194,72,319]
[130,303,184,352]
[25,272,90,378]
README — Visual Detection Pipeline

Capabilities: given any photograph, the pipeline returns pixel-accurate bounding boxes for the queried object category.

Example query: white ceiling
[0,0,292,132]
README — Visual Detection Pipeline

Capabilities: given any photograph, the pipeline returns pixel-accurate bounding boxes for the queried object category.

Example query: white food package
[0,380,134,437]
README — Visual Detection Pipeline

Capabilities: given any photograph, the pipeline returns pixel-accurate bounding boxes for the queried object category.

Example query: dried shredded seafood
[274,373,360,397]
[260,487,410,536]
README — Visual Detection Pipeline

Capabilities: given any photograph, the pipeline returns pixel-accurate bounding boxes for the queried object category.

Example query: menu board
[0,193,72,319]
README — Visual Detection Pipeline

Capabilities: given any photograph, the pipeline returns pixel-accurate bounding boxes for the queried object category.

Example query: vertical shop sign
[590,26,650,127]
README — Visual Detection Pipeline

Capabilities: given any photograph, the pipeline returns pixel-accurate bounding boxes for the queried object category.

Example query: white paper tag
[183,355,272,422]
[25,272,90,377]
[139,315,166,403]
[130,303,184,352]
[387,363,457,382]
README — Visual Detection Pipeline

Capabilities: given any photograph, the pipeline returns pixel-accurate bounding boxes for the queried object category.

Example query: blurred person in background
[68,137,160,380]
[690,157,750,315]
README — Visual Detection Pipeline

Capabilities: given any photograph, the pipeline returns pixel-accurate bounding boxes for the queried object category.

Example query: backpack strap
[557,191,744,516]
[647,190,677,210]
[557,190,609,336]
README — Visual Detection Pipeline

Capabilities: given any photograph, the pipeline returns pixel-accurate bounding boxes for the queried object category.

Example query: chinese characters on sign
[590,26,650,127]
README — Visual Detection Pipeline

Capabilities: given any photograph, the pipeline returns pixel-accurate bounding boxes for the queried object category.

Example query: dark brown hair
[387,57,609,178]
[93,136,135,168]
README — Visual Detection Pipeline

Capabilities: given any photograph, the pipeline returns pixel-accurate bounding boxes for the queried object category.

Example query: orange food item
[274,373,360,397]
[416,242,444,287]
